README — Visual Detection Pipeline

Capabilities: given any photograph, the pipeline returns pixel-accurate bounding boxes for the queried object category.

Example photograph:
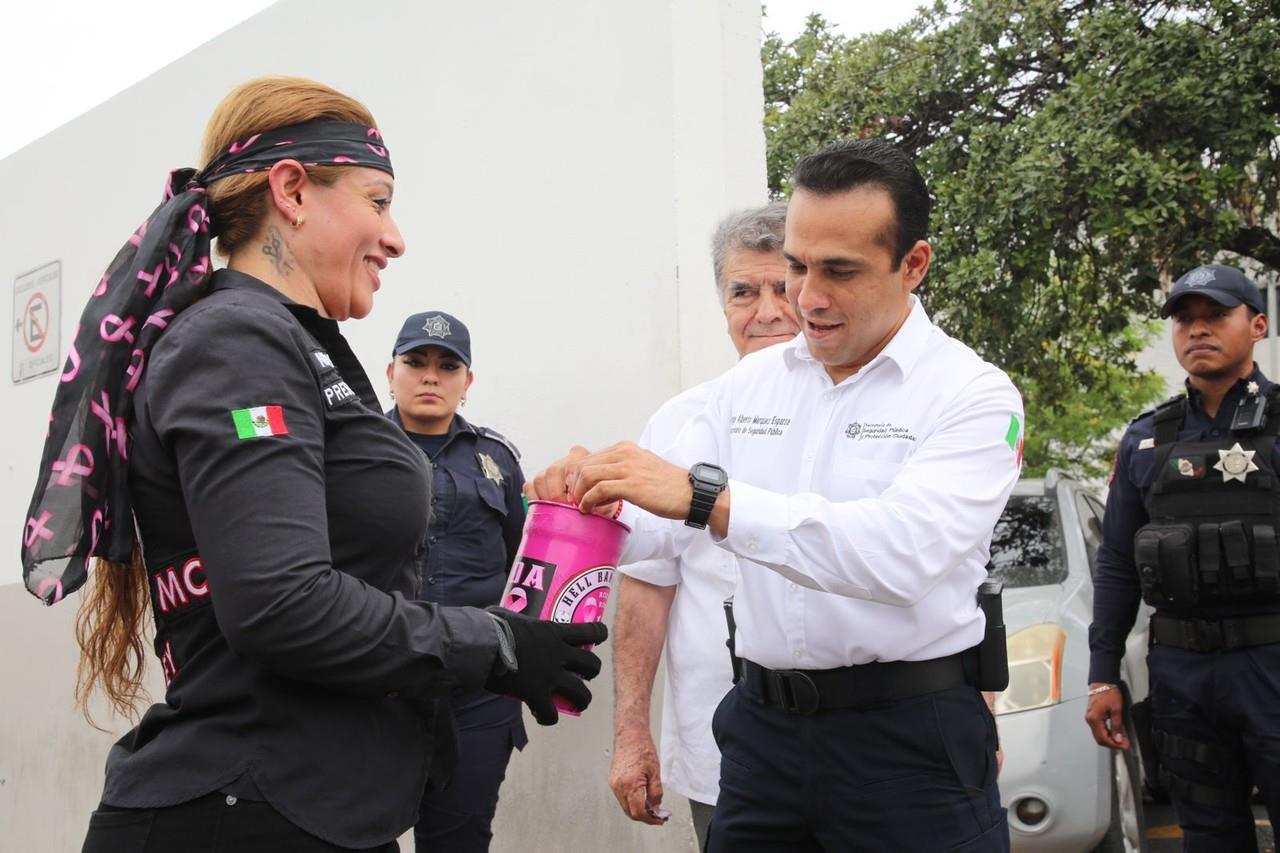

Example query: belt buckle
[769,670,820,715]
[1190,618,1223,652]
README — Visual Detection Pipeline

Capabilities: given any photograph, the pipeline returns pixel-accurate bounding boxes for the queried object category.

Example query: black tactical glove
[484,606,607,725]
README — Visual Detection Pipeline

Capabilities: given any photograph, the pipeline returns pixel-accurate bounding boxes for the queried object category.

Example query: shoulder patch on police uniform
[478,426,521,461]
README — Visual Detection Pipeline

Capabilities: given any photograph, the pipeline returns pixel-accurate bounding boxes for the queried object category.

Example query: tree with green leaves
[763,0,1279,477]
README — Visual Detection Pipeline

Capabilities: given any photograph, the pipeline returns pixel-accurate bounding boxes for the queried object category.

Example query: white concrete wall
[0,1,767,850]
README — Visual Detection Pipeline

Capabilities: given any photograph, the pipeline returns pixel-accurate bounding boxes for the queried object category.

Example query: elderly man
[609,202,798,850]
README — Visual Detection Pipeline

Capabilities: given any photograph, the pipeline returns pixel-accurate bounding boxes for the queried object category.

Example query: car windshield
[987,495,1068,588]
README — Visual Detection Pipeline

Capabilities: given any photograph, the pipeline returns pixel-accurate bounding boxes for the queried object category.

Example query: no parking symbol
[12,260,60,383]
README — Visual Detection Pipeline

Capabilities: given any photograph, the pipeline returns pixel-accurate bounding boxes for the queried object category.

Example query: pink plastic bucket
[499,500,630,715]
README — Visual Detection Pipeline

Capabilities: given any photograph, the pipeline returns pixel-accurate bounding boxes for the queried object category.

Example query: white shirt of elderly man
[609,203,798,852]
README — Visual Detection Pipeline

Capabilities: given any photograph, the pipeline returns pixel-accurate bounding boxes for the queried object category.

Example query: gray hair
[710,201,788,297]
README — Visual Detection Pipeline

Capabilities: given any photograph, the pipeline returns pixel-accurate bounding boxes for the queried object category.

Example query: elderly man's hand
[573,442,695,518]
[610,728,669,825]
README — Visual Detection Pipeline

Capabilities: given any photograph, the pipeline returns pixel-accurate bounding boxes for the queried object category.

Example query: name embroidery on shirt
[150,555,210,615]
[322,378,358,409]
[844,421,917,442]
[730,414,791,437]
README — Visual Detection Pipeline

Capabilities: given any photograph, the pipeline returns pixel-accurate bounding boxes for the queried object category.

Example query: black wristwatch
[686,462,729,529]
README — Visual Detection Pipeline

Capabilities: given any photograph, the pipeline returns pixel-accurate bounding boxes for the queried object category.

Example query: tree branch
[1228,227,1280,272]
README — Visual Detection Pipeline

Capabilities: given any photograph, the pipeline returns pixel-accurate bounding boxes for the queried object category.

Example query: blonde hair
[199,76,377,257]
[75,76,378,724]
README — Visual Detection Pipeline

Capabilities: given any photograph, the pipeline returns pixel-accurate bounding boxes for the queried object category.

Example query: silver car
[991,473,1152,853]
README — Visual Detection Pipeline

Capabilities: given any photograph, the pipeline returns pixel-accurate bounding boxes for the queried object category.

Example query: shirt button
[429,536,438,544]
[1210,429,1220,436]
[427,577,436,585]
[386,690,400,699]
[432,462,439,469]
[789,583,799,592]
[225,795,238,806]
[747,541,759,554]
[792,649,803,660]
[431,497,438,505]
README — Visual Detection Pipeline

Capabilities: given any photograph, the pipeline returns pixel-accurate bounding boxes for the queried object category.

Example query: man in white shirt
[609,202,798,849]
[531,138,1021,851]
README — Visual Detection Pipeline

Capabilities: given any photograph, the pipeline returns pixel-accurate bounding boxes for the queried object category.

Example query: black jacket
[102,270,499,848]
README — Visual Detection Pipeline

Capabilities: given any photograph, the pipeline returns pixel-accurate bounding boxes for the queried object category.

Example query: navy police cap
[393,311,471,366]
[1160,264,1266,318]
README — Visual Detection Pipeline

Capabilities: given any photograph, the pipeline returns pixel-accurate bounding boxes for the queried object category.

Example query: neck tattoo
[262,226,296,277]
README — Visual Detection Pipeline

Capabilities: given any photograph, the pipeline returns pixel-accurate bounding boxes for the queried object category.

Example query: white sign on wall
[12,260,61,383]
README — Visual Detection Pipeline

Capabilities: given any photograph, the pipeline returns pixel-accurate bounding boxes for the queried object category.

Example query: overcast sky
[0,0,923,161]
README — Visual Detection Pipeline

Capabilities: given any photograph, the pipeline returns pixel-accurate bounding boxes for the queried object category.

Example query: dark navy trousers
[706,680,1008,852]
[1148,642,1280,852]
[414,722,516,853]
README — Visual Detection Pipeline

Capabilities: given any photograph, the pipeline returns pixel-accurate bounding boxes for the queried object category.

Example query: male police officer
[532,138,1021,851]
[610,202,799,849]
[1087,264,1280,850]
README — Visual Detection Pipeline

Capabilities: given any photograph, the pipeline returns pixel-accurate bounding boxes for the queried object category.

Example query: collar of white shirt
[782,295,931,382]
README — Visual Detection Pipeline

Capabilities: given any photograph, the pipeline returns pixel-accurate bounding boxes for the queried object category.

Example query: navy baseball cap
[393,311,471,366]
[1160,264,1266,318]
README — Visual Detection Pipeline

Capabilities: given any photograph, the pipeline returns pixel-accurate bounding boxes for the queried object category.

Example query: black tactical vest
[1135,390,1280,613]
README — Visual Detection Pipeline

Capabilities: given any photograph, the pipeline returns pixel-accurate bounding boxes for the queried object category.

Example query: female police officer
[20,76,603,853]
[386,310,527,852]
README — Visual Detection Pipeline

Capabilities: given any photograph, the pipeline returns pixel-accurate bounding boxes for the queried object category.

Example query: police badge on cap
[1160,264,1266,318]
[393,310,472,366]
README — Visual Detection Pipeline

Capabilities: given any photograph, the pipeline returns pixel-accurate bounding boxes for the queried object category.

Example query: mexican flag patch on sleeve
[231,405,288,440]
[1004,413,1024,467]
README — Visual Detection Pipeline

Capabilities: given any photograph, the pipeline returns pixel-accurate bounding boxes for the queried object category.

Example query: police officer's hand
[573,441,696,519]
[485,607,607,725]
[1085,683,1130,750]
[610,728,668,826]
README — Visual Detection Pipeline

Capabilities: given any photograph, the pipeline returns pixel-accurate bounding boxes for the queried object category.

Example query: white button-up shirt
[620,297,1023,671]
[620,377,736,806]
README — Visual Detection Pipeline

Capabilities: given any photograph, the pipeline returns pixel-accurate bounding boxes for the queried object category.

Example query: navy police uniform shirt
[390,408,530,737]
[109,269,500,849]
[1089,367,1279,684]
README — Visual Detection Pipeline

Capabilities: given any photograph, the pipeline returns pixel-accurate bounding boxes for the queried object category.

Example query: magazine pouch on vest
[1136,390,1280,611]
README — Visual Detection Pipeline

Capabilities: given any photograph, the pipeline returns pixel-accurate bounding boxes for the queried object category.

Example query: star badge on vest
[477,452,504,486]
[1215,442,1259,483]
[1249,381,1261,395]
[422,314,451,339]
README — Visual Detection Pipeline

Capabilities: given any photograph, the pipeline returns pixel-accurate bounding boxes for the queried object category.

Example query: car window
[987,495,1068,587]
[1075,492,1103,575]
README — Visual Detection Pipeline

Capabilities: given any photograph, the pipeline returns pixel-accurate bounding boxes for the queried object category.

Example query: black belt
[738,652,972,715]
[1150,613,1280,652]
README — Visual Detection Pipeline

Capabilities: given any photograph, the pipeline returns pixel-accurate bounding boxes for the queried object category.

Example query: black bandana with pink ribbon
[21,120,394,605]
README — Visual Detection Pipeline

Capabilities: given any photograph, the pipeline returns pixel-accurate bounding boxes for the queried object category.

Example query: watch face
[692,463,728,487]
